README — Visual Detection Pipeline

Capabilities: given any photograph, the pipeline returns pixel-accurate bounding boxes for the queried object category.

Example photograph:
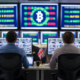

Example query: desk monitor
[61,4,80,30]
[0,38,32,55]
[19,38,32,54]
[1,31,19,38]
[74,38,80,48]
[0,4,18,29]
[20,3,58,30]
[27,56,33,66]
[40,31,58,44]
[77,32,80,38]
[60,31,76,38]
[48,38,63,55]
[21,31,39,44]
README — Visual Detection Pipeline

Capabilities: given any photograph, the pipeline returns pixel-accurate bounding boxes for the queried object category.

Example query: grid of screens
[48,38,80,55]
[40,31,58,44]
[61,4,80,30]
[0,38,32,54]
[60,31,76,38]
[0,4,18,29]
[1,31,19,38]
[20,3,58,30]
[21,31,39,44]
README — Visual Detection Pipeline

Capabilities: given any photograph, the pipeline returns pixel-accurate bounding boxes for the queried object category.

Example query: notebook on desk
[27,56,33,66]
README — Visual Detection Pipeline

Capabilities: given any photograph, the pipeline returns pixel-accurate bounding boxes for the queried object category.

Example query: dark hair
[6,31,17,43]
[62,31,74,44]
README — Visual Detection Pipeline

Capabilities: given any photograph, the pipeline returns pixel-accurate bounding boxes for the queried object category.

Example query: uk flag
[37,48,45,60]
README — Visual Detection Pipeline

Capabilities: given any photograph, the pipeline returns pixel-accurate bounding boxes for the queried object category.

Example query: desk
[22,66,57,80]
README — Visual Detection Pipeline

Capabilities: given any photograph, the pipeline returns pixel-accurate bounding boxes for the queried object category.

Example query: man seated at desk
[50,31,80,80]
[0,31,29,80]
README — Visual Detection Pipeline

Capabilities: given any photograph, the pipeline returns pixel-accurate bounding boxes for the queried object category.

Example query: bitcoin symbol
[36,11,43,22]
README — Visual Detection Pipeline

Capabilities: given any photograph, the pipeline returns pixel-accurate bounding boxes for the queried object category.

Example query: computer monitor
[48,38,63,55]
[0,4,18,29]
[0,38,32,55]
[40,31,58,44]
[1,31,19,38]
[27,56,33,66]
[77,32,80,38]
[21,31,39,44]
[19,38,32,54]
[60,31,76,38]
[74,38,80,48]
[20,3,58,30]
[61,4,80,30]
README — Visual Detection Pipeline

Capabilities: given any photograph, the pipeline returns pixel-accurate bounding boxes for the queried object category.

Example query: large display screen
[1,31,19,38]
[20,3,58,29]
[0,4,18,29]
[0,38,32,54]
[61,4,80,29]
[40,31,58,44]
[48,38,80,55]
[21,31,39,44]
[60,31,76,38]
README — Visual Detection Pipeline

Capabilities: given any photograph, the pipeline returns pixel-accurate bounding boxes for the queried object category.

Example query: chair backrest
[0,53,22,80]
[58,54,80,80]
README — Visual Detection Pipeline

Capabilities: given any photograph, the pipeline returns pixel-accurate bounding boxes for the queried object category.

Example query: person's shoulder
[54,47,62,53]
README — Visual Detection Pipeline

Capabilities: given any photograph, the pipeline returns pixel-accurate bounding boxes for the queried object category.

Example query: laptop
[27,56,33,66]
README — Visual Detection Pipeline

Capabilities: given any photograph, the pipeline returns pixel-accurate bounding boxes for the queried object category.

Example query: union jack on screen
[37,48,45,60]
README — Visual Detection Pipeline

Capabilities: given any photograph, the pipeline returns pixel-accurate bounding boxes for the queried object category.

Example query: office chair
[58,54,80,80]
[0,53,22,80]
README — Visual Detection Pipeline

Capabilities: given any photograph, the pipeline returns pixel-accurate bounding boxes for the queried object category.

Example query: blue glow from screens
[41,31,58,44]
[21,31,39,44]
[48,38,80,55]
[61,4,80,29]
[20,3,58,29]
[27,56,33,66]
[1,31,19,38]
[60,31,76,38]
[0,4,18,29]
[0,38,32,54]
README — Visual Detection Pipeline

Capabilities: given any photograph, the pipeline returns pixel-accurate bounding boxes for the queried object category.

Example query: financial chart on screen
[0,38,32,54]
[48,38,80,55]
[21,31,39,44]
[20,3,58,29]
[60,31,76,38]
[0,4,18,29]
[41,31,58,44]
[1,31,19,38]
[48,38,63,55]
[61,4,80,29]
[77,32,80,38]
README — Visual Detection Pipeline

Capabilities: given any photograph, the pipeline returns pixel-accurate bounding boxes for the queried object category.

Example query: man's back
[0,43,29,68]
[50,44,80,69]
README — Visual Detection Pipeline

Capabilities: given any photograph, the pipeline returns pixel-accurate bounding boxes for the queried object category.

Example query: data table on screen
[60,31,76,38]
[20,3,58,29]
[0,38,32,54]
[41,31,58,44]
[61,4,80,29]
[0,4,18,29]
[48,38,80,55]
[1,31,19,38]
[21,31,39,44]
[48,38,63,55]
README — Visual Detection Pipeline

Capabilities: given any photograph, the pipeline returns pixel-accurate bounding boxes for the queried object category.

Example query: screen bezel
[20,3,59,30]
